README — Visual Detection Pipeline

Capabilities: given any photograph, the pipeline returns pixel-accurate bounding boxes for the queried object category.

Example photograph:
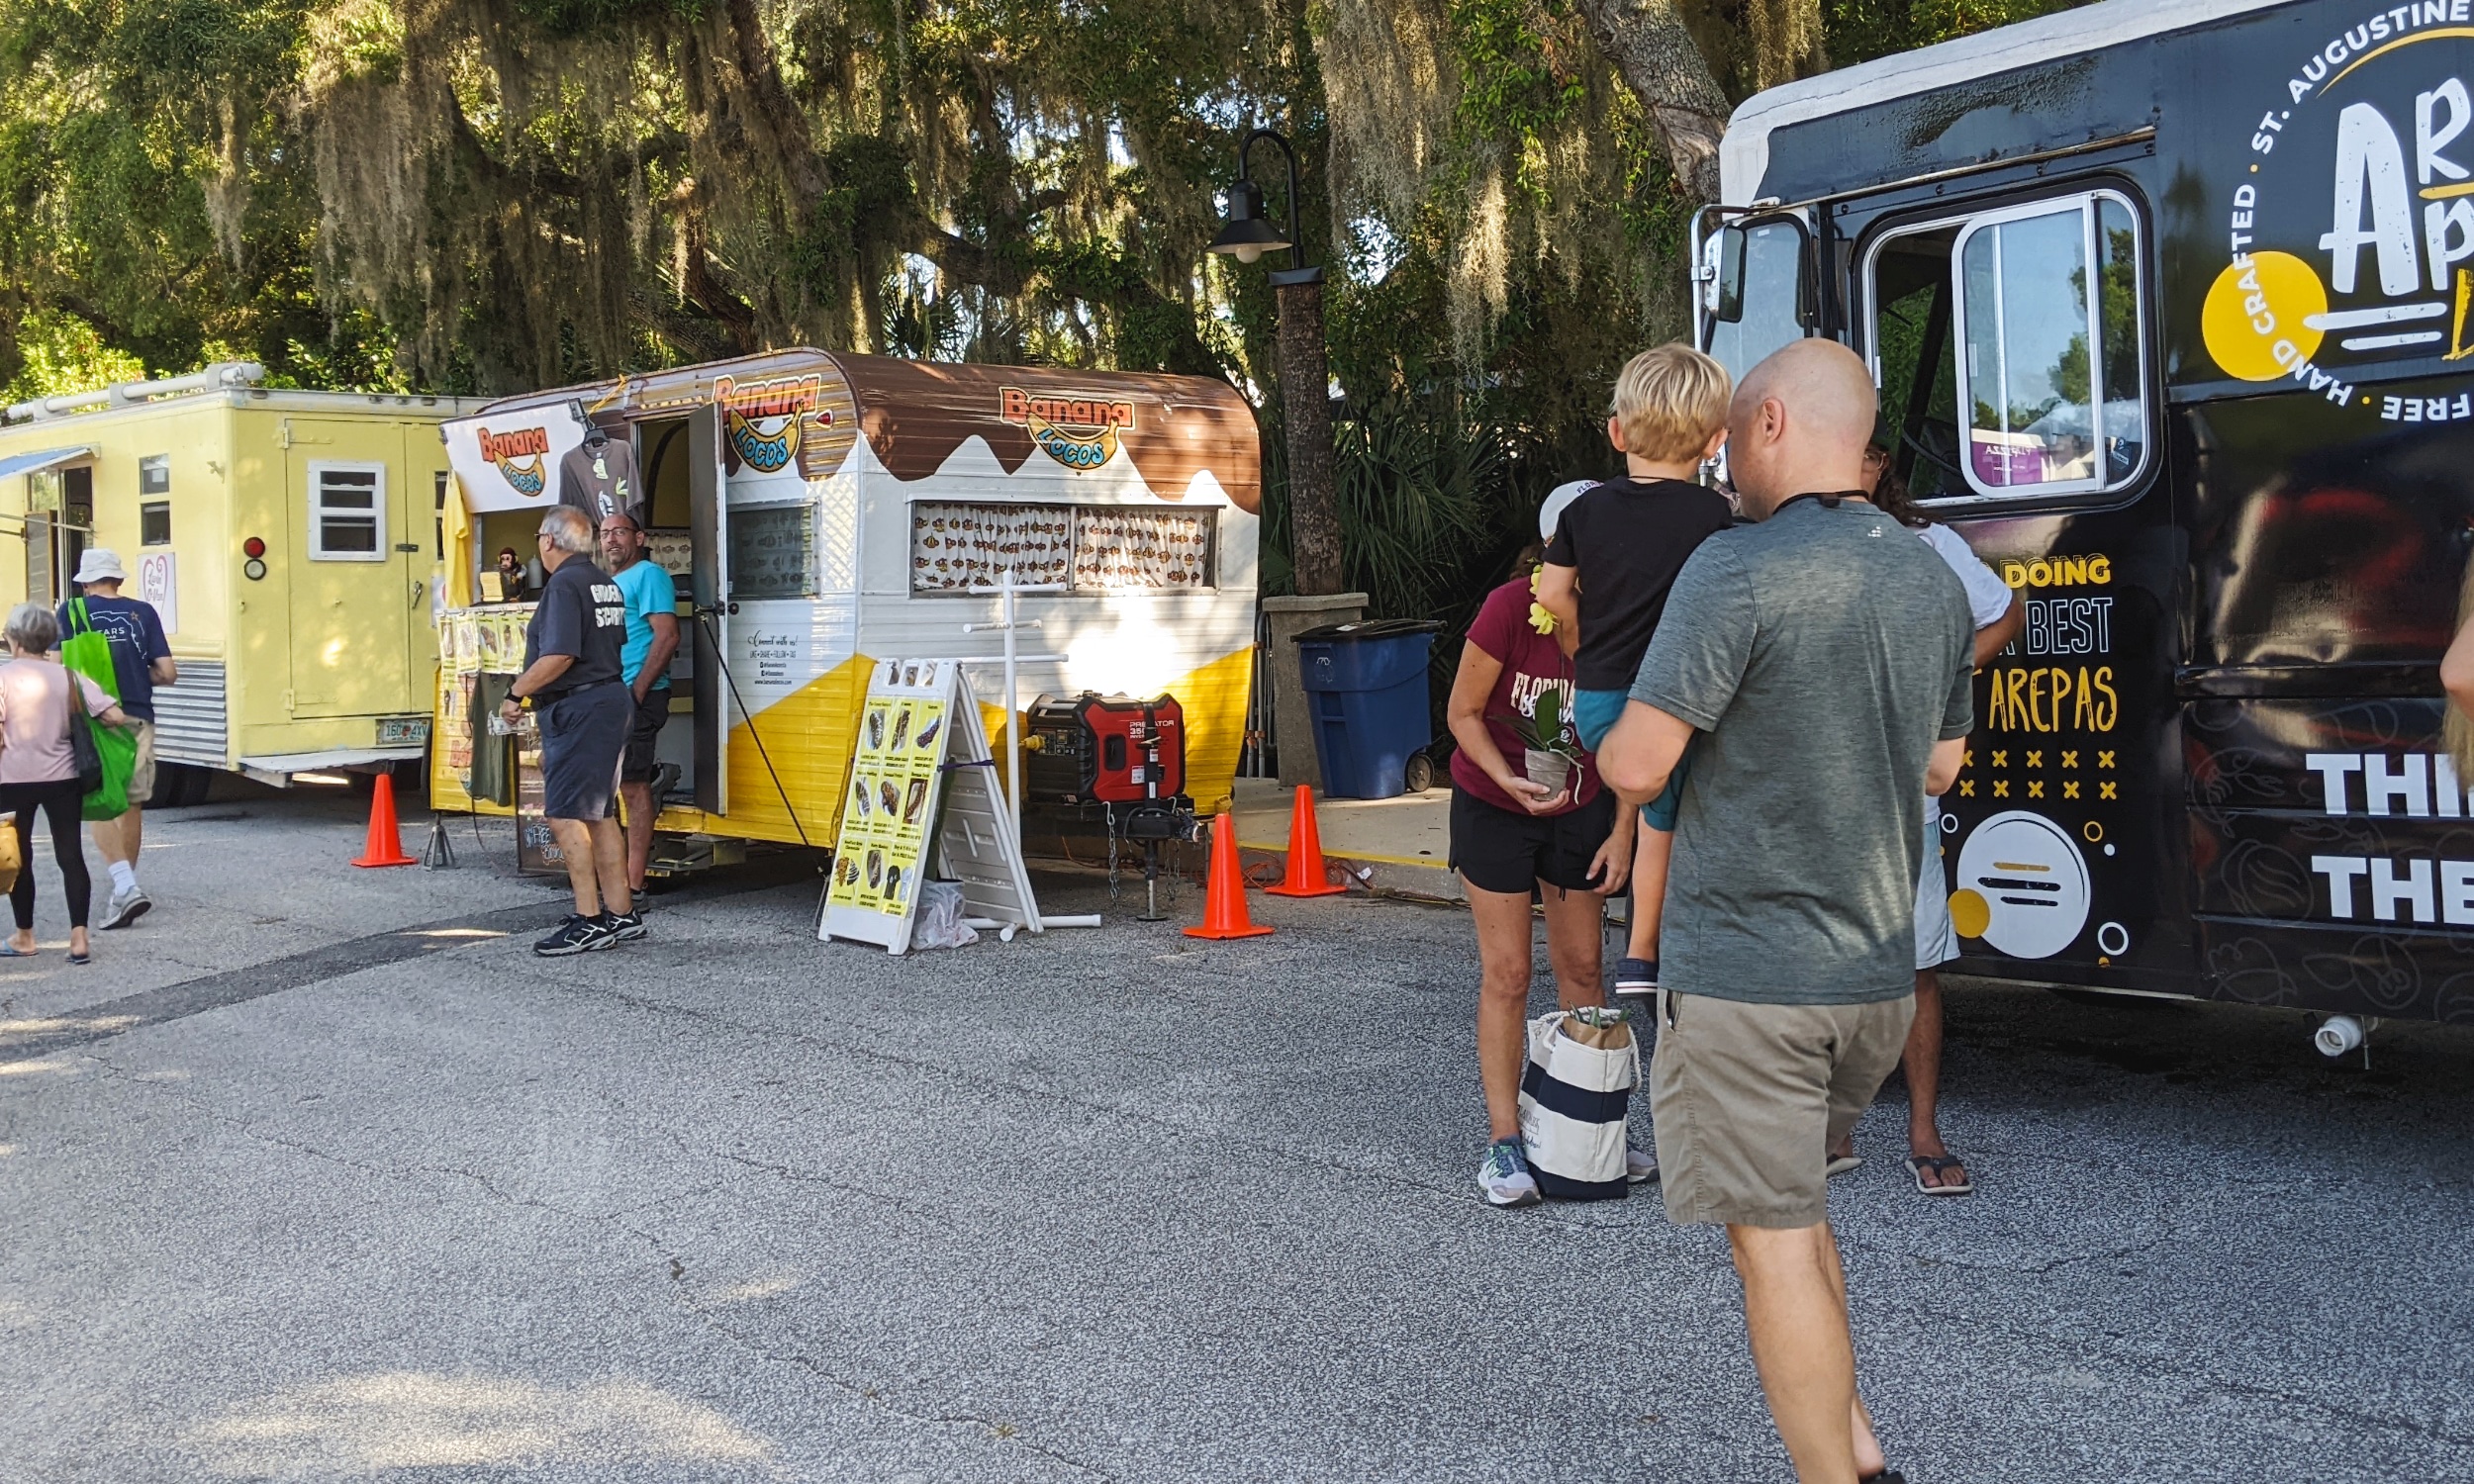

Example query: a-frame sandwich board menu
[821,659,1039,953]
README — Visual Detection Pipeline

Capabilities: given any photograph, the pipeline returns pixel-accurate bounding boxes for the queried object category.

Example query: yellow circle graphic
[1949,887,1991,940]
[2082,820,2104,843]
[2201,250,2328,381]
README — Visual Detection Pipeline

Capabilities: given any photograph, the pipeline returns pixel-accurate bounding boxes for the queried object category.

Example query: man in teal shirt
[599,512,680,896]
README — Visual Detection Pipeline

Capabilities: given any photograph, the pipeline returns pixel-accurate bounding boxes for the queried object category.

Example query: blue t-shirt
[611,558,678,691]
[60,595,172,721]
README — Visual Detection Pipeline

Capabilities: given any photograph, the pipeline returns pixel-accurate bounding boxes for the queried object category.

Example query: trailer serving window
[308,462,387,560]
[1867,189,2146,504]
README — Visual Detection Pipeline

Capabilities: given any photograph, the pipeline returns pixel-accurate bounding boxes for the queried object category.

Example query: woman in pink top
[0,603,129,963]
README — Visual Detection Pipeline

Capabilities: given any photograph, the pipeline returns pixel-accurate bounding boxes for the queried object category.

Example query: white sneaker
[1627,1146,1659,1183]
[98,887,150,930]
[1478,1139,1543,1207]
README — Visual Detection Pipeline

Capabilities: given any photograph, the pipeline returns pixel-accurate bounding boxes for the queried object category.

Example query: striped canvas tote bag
[1516,1007,1640,1200]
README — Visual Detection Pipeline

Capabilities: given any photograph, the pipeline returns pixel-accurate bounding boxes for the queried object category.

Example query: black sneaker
[603,909,646,943]
[533,914,611,957]
[1614,957,1659,997]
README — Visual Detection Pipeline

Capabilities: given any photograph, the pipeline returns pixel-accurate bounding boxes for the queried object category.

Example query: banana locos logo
[2204,4,2474,421]
[1001,387,1135,471]
[714,374,826,475]
[477,425,551,497]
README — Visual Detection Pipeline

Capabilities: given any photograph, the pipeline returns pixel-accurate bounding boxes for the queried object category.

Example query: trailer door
[287,422,413,720]
[689,404,729,813]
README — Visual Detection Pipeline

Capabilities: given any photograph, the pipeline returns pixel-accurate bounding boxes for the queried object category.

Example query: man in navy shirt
[62,549,174,929]
[499,508,638,956]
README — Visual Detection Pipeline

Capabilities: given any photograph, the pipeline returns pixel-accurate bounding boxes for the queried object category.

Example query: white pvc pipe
[2314,1014,2371,1058]
[1038,914,1103,928]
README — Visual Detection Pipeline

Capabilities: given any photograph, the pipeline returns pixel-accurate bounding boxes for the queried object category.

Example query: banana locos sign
[2203,3,2474,421]
[443,415,586,513]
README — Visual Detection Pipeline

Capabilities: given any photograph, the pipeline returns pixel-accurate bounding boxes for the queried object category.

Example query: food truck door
[689,405,728,813]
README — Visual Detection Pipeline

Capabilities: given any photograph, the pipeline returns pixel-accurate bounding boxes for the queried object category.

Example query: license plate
[378,715,430,746]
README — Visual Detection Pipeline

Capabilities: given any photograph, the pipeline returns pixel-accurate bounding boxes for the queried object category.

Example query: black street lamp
[1209,128,1343,598]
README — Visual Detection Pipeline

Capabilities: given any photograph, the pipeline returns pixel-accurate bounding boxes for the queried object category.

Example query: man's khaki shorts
[127,719,155,807]
[1650,989,1915,1229]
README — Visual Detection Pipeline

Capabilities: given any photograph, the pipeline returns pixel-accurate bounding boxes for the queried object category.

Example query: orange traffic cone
[351,773,419,869]
[1265,785,1348,897]
[1184,814,1275,939]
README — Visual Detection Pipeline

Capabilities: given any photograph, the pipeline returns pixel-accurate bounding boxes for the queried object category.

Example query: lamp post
[1208,128,1343,598]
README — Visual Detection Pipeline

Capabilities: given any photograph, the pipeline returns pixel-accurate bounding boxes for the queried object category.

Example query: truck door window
[1868,190,2146,504]
[1704,217,1811,388]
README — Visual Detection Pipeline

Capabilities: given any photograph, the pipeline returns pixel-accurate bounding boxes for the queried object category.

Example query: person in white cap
[60,548,174,928]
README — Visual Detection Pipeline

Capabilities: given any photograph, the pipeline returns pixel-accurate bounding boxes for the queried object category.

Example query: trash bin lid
[1290,617,1445,643]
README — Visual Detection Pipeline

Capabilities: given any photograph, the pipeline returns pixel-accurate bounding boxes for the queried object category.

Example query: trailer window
[1868,190,2146,506]
[309,463,386,560]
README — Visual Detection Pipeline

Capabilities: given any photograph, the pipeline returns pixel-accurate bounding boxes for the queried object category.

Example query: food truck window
[308,463,387,560]
[1866,190,2146,505]
[1947,192,2145,501]
[1702,216,1811,389]
[911,502,1215,595]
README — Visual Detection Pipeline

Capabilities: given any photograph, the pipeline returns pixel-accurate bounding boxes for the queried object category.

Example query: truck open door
[689,403,729,814]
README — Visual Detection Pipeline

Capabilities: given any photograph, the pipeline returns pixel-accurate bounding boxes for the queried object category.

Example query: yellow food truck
[428,349,1262,860]
[0,363,483,800]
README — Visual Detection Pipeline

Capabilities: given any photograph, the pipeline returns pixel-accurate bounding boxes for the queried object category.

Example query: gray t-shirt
[1630,497,1975,1005]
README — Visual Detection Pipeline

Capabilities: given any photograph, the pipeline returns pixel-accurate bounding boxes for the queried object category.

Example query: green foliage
[1824,0,2087,68]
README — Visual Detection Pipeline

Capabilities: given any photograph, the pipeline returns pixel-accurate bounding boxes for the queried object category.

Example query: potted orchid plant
[1493,686,1582,801]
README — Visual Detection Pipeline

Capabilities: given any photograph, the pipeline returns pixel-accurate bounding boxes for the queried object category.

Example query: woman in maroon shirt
[1446,543,1633,1207]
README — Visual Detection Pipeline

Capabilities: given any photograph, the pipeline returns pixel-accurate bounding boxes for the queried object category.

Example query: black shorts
[1449,786,1619,895]
[536,683,631,822]
[620,684,670,784]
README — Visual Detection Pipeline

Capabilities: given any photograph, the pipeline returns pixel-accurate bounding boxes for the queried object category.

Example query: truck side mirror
[1712,224,1751,325]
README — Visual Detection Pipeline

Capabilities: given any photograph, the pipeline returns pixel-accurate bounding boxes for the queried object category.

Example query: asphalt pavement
[3,788,2470,1482]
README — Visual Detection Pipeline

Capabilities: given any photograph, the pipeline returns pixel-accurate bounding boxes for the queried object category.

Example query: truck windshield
[1706,219,1809,387]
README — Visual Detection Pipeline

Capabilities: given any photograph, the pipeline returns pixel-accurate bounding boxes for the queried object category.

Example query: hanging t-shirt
[1450,576,1601,815]
[1540,476,1735,690]
[557,439,643,526]
[522,558,626,701]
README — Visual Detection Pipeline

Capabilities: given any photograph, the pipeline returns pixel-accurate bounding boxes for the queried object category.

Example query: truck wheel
[149,763,213,808]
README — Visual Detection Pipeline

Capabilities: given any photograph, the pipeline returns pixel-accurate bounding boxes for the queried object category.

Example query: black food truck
[1698,0,2474,1050]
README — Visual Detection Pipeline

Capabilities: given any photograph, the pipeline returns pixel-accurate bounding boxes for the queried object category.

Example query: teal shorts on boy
[1572,688,1692,831]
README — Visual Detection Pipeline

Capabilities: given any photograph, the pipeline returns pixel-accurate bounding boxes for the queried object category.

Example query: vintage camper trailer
[428,351,1260,856]
[0,364,482,798]
[1698,0,2474,1035]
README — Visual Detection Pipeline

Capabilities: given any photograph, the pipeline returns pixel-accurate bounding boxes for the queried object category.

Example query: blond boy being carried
[1538,345,1732,997]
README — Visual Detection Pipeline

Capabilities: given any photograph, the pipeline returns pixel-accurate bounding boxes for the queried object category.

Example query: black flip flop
[1906,1153,1973,1196]
[1860,1471,1905,1483]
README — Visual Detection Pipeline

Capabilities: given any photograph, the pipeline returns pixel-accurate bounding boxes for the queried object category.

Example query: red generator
[1023,692,1186,804]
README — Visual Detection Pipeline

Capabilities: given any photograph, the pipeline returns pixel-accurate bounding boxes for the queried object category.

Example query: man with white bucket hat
[60,548,175,929]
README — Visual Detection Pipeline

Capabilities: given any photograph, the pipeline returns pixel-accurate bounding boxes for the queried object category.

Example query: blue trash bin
[1293,619,1442,799]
